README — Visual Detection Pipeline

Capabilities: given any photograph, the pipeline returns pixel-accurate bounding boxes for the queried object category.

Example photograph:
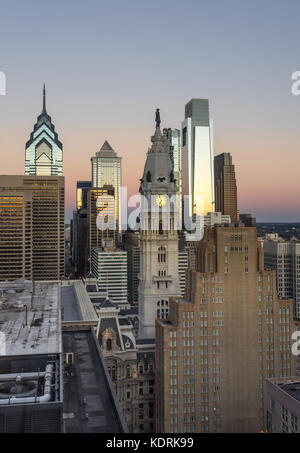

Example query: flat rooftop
[61,281,98,326]
[63,329,127,433]
[0,280,61,356]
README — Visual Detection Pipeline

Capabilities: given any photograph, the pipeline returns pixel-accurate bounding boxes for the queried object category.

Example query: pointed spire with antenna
[42,83,47,114]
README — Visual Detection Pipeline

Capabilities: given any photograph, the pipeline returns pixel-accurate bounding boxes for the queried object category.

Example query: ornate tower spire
[25,86,63,176]
[42,83,46,114]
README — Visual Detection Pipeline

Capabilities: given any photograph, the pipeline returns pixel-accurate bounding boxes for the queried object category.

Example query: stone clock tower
[138,110,181,339]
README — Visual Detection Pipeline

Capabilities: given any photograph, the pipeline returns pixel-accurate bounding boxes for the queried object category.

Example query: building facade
[138,111,181,339]
[91,141,122,233]
[214,153,238,223]
[124,231,141,305]
[76,180,91,210]
[25,85,63,176]
[91,247,128,306]
[87,186,116,258]
[264,240,300,318]
[181,99,214,217]
[156,226,296,433]
[0,175,65,281]
[267,377,300,433]
[178,249,188,297]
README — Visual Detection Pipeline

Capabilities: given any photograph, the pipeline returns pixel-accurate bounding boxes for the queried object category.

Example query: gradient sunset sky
[0,0,300,222]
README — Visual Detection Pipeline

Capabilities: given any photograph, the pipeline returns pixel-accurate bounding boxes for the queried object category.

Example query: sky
[0,0,300,222]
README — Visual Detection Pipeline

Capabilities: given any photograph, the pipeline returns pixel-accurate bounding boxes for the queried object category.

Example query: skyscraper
[214,152,238,223]
[138,110,181,339]
[91,247,128,306]
[71,181,92,276]
[264,240,300,318]
[0,175,65,281]
[156,226,296,433]
[163,128,182,219]
[91,141,122,233]
[87,186,116,260]
[76,180,91,210]
[124,231,141,305]
[181,99,214,217]
[25,85,63,176]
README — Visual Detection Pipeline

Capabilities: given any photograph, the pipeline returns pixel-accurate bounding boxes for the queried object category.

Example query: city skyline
[1,0,300,223]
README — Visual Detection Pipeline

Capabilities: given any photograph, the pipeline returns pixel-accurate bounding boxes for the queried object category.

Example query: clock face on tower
[156,194,167,207]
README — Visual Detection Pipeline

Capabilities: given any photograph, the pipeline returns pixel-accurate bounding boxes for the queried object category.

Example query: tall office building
[178,250,188,297]
[156,226,296,433]
[163,128,182,219]
[76,180,91,210]
[91,141,122,232]
[181,99,214,217]
[138,110,181,339]
[124,231,141,305]
[214,153,238,223]
[91,247,128,305]
[71,181,92,276]
[25,85,63,176]
[264,240,300,318]
[0,176,65,281]
[87,186,116,265]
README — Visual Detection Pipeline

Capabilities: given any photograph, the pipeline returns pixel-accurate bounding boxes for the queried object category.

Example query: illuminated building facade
[0,176,65,281]
[76,180,91,210]
[91,141,122,233]
[87,186,116,258]
[181,99,214,217]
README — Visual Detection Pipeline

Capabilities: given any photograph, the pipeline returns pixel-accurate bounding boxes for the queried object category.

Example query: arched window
[106,338,112,351]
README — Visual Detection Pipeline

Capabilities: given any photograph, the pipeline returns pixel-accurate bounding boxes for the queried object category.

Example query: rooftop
[61,280,98,327]
[0,280,61,357]
[268,377,300,403]
[63,329,127,433]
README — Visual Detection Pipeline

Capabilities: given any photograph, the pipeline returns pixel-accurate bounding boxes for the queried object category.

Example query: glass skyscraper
[76,180,92,210]
[181,98,214,217]
[25,85,63,176]
[91,141,122,233]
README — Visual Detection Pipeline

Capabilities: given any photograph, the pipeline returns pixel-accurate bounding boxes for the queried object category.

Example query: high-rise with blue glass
[25,85,63,176]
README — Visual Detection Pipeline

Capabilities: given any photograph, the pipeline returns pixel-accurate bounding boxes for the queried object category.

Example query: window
[158,246,166,263]
[157,300,169,319]
[106,338,112,351]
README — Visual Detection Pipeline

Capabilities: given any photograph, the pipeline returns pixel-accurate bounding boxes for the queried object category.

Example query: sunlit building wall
[91,141,121,233]
[87,186,116,258]
[0,176,65,281]
[181,99,214,217]
[76,180,91,210]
